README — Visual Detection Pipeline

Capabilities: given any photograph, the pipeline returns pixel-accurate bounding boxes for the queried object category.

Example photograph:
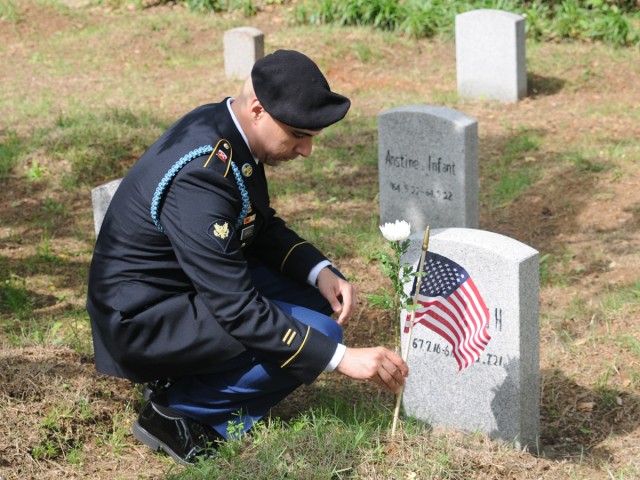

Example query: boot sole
[132,420,190,466]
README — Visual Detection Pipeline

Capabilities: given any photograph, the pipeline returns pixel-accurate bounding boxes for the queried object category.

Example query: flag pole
[391,225,430,436]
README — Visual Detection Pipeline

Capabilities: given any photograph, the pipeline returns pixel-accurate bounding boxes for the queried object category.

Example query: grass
[28,110,166,186]
[0,131,21,180]
[0,0,21,22]
[165,403,479,480]
[483,126,542,209]
[1,274,32,315]
[600,281,640,317]
[289,0,640,46]
[1,0,640,478]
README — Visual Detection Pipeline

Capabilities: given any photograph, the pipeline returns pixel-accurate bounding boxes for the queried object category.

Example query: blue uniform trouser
[163,263,343,438]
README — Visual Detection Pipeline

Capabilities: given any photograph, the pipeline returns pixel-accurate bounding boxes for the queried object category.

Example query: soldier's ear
[249,99,265,122]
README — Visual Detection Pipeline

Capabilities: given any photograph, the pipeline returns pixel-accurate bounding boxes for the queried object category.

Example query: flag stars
[409,250,491,371]
[420,253,471,297]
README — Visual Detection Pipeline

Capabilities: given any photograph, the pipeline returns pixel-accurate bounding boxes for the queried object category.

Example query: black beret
[251,50,351,130]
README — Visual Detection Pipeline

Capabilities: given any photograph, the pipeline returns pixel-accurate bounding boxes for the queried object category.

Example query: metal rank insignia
[282,328,297,346]
[212,221,229,239]
[207,219,234,252]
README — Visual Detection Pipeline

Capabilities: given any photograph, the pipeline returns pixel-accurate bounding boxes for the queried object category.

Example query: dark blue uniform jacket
[86,100,338,384]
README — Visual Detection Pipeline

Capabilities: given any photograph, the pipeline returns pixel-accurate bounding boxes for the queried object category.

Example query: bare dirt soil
[1,1,639,479]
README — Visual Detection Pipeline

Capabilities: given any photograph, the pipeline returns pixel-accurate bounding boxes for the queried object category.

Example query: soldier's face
[253,111,321,166]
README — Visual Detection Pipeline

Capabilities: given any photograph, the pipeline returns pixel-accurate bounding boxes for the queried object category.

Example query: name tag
[240,225,255,240]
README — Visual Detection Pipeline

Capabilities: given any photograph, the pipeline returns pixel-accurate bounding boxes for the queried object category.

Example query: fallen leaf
[577,401,594,412]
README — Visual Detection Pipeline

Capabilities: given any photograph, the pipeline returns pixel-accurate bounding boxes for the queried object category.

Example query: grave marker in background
[401,227,540,449]
[378,105,478,233]
[456,9,527,102]
[223,27,264,79]
[91,178,122,237]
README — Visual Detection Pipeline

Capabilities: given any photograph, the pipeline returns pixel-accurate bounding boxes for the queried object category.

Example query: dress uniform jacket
[86,100,339,385]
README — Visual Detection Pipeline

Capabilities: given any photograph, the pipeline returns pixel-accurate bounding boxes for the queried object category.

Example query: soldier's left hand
[317,267,356,327]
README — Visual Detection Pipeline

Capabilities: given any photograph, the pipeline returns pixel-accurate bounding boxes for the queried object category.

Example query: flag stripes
[405,251,491,370]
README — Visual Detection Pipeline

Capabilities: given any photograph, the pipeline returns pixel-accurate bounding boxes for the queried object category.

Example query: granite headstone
[378,105,478,233]
[456,9,527,102]
[91,178,122,237]
[223,27,264,79]
[400,227,540,449]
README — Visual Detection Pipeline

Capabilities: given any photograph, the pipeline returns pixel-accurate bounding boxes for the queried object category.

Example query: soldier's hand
[335,347,408,394]
[317,267,356,327]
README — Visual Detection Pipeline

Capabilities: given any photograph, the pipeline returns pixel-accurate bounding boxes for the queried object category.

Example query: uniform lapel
[214,100,270,218]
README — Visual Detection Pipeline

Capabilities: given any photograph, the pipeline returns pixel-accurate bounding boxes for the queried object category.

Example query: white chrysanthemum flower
[379,220,411,242]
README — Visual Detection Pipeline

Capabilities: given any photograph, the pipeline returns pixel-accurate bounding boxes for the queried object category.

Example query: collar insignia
[241,163,253,177]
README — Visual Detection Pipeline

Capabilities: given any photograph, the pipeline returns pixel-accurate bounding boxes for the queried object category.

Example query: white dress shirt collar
[226,97,259,165]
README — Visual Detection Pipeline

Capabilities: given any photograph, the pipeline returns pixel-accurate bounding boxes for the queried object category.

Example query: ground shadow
[478,126,639,297]
[0,345,136,473]
[538,367,640,462]
[276,358,640,469]
[0,254,90,313]
[270,371,394,425]
[527,72,567,97]
[490,357,537,448]
[489,360,640,462]
[0,179,95,242]
[0,346,124,402]
[490,358,640,460]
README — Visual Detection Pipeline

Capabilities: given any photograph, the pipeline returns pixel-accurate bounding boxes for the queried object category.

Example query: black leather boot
[141,378,174,401]
[133,399,223,465]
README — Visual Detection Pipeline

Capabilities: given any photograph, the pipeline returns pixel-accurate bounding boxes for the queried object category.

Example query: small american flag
[406,251,491,370]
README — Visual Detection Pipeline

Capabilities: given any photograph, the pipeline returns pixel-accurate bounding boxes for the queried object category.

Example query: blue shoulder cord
[150,145,250,232]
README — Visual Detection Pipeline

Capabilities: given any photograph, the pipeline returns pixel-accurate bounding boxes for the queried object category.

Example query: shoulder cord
[229,160,251,228]
[150,145,250,232]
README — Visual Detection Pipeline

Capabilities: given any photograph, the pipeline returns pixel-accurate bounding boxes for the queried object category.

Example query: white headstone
[223,27,264,79]
[401,227,540,449]
[456,9,527,102]
[378,105,478,233]
[91,178,122,236]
